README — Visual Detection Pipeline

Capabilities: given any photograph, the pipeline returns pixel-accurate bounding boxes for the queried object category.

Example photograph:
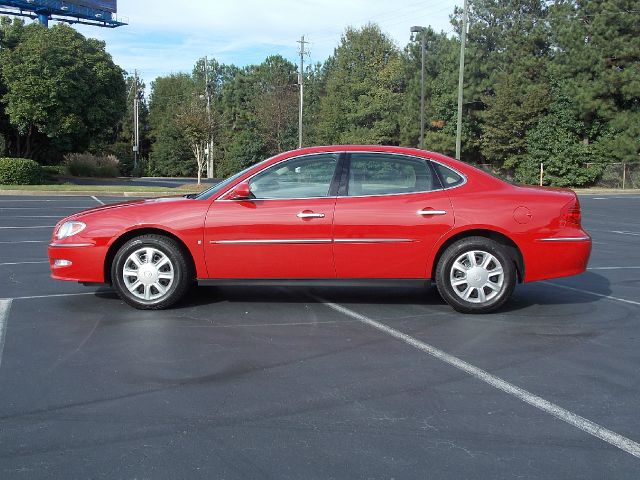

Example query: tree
[0,21,125,159]
[316,24,404,145]
[174,96,211,184]
[214,64,271,177]
[301,62,327,146]
[148,74,195,176]
[518,80,602,186]
[251,55,298,152]
[481,73,549,169]
[399,28,461,155]
[549,0,640,164]
[454,0,551,166]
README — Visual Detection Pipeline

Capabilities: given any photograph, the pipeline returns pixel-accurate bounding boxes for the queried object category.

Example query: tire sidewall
[111,236,188,309]
[436,238,516,313]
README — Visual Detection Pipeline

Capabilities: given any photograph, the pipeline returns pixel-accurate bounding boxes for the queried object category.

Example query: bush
[0,158,44,185]
[64,153,120,177]
[42,165,66,176]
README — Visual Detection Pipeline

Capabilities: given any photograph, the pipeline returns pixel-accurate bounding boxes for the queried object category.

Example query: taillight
[560,198,581,227]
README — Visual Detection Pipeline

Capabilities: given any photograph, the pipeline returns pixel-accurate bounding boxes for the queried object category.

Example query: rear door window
[346,153,439,196]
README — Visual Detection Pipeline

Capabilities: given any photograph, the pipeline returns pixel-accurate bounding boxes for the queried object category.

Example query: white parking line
[0,240,49,244]
[91,195,105,205]
[588,266,640,270]
[0,207,86,210]
[0,199,92,202]
[541,282,640,307]
[0,299,11,369]
[587,196,640,200]
[4,292,102,301]
[0,261,49,266]
[612,231,640,237]
[0,225,55,229]
[184,320,358,328]
[317,298,640,458]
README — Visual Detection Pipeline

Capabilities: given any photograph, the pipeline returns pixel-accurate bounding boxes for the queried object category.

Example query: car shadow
[149,271,613,314]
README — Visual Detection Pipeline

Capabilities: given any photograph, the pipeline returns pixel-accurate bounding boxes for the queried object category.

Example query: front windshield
[195,159,271,200]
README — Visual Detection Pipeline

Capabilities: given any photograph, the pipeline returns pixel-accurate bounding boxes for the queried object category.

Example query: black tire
[111,234,193,310]
[435,236,516,314]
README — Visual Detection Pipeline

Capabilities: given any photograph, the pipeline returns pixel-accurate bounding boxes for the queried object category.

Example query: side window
[249,154,339,199]
[433,163,465,188]
[347,153,438,196]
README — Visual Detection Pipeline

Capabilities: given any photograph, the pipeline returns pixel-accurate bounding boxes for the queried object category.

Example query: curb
[575,190,640,195]
[0,190,190,197]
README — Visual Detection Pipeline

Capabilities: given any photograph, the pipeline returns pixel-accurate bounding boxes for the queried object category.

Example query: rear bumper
[523,235,592,282]
[48,243,107,283]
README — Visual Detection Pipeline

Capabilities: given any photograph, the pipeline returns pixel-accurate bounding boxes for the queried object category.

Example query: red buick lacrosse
[49,146,591,313]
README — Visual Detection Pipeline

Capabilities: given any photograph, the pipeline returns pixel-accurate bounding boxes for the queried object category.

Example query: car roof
[286,145,471,172]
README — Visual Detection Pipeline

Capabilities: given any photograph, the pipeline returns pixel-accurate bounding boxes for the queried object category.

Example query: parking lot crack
[45,317,101,375]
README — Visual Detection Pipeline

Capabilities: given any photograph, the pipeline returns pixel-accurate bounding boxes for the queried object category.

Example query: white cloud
[67,0,460,85]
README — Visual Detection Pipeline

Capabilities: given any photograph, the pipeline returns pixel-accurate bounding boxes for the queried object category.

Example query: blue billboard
[0,0,125,27]
[68,1,117,13]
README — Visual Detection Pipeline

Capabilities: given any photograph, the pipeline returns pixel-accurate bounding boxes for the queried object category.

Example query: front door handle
[417,209,447,216]
[297,212,325,219]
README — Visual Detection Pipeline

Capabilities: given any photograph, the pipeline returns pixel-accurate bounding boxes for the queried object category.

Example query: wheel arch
[430,229,525,283]
[104,228,197,284]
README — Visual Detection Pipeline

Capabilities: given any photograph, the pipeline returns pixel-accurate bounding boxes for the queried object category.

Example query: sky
[45,0,460,87]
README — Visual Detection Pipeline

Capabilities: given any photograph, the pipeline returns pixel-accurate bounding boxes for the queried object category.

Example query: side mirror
[229,181,252,200]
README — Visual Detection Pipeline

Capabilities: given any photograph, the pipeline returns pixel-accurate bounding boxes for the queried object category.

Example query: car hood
[68,196,190,219]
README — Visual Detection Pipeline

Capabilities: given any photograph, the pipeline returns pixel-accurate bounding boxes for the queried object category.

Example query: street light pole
[455,0,468,160]
[411,26,426,150]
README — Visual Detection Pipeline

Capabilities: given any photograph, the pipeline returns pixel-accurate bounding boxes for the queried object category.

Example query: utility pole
[204,56,214,178]
[455,0,468,160]
[297,35,309,149]
[133,70,140,175]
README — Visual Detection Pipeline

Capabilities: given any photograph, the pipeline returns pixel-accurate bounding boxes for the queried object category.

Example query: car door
[204,153,341,279]
[333,152,455,279]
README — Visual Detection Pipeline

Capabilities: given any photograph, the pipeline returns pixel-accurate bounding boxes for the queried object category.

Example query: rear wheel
[436,236,516,313]
[111,234,192,310]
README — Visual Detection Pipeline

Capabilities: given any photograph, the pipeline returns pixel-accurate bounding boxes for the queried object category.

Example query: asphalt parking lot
[1,193,639,479]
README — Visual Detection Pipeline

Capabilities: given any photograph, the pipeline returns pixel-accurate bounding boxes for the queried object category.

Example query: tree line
[1,0,638,186]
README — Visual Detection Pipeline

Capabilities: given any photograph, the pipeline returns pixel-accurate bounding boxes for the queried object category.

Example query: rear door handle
[297,212,325,219]
[417,209,447,216]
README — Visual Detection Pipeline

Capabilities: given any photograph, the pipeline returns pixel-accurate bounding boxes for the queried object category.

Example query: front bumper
[48,242,108,283]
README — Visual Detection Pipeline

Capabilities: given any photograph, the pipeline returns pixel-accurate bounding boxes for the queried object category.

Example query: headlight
[56,221,86,240]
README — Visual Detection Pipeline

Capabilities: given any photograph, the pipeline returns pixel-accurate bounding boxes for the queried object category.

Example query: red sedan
[48,146,591,313]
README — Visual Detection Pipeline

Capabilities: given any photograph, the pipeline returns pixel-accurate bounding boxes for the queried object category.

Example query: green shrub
[0,158,44,185]
[64,153,120,177]
[42,165,66,176]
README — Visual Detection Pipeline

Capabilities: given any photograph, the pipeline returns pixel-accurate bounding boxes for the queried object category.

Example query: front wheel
[435,236,516,314]
[111,234,192,310]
